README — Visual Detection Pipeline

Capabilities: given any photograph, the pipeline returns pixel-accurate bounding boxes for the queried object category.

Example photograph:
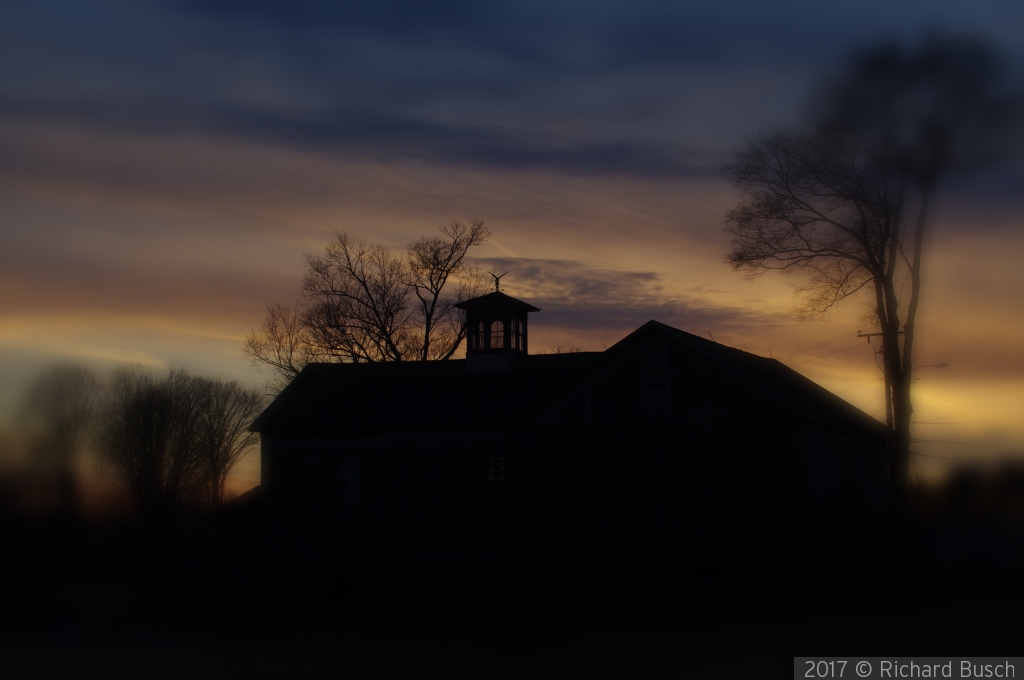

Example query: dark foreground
[3,601,1019,678]
[3,501,1023,677]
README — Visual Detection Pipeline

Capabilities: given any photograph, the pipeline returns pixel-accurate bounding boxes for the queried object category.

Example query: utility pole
[859,329,899,482]
[857,330,903,431]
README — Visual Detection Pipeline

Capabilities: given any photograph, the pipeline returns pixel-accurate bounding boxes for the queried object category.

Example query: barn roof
[637,321,884,434]
[250,320,885,437]
[251,351,600,435]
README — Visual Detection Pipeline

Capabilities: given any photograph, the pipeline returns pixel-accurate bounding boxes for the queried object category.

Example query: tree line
[20,363,264,518]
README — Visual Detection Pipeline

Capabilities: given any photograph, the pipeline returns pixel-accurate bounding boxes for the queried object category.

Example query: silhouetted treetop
[246,219,490,392]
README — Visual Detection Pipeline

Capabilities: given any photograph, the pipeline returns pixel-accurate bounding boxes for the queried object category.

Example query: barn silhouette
[248,288,888,561]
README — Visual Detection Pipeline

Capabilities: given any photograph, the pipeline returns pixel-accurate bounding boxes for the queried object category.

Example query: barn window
[644,384,669,420]
[298,446,318,486]
[391,444,411,482]
[647,340,667,366]
[490,320,504,349]
[339,456,361,506]
[488,455,506,482]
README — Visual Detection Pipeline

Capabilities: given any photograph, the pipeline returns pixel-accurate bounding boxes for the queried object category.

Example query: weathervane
[487,271,508,291]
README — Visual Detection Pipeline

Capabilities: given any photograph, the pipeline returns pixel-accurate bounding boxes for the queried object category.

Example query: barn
[250,290,888,557]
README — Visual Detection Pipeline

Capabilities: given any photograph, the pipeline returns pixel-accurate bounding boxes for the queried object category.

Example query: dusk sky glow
[2,0,1023,492]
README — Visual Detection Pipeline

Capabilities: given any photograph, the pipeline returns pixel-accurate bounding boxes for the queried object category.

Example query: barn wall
[261,427,521,553]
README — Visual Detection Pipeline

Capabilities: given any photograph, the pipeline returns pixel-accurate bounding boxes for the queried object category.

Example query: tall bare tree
[722,37,1013,501]
[245,219,490,390]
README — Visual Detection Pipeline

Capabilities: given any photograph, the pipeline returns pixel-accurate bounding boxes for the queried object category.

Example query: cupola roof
[455,290,541,313]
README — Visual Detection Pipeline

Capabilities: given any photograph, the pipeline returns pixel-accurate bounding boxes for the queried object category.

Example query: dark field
[3,508,1023,678]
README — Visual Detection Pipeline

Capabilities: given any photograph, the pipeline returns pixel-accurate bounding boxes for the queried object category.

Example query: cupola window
[490,320,504,349]
[473,319,484,350]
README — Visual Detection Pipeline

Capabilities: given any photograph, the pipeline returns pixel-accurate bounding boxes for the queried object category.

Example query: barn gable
[529,320,885,437]
[536,322,887,543]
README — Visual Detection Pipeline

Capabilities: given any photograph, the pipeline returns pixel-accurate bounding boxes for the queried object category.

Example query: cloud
[0,97,721,178]
[12,1,1020,180]
[474,256,790,339]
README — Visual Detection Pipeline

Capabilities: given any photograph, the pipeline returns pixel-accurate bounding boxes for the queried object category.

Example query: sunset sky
[2,1,1022,492]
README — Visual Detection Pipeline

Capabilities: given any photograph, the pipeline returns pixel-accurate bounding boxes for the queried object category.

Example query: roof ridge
[651,321,883,432]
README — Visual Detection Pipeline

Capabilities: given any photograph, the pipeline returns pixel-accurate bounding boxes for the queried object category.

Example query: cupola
[456,276,540,372]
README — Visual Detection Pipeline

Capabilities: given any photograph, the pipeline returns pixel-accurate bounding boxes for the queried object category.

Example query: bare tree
[303,233,415,363]
[243,302,314,394]
[21,364,101,510]
[98,366,265,514]
[245,219,490,390]
[406,218,490,360]
[197,379,264,507]
[722,36,1013,501]
[99,367,208,517]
